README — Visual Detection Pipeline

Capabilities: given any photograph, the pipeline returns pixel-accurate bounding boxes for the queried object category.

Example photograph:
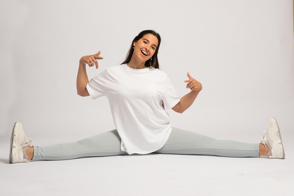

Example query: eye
[143,41,147,44]
[152,47,156,50]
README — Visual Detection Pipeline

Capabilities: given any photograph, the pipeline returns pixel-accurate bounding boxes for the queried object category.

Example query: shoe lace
[260,131,267,146]
[23,138,32,148]
[260,131,272,156]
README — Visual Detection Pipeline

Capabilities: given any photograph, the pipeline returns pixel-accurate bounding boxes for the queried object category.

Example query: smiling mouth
[141,50,148,56]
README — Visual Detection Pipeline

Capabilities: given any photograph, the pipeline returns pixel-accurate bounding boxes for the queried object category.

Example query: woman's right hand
[79,51,104,69]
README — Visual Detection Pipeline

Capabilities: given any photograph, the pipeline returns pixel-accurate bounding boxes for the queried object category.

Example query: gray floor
[0,134,293,196]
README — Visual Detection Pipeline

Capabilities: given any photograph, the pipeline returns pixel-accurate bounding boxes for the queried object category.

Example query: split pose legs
[9,118,285,164]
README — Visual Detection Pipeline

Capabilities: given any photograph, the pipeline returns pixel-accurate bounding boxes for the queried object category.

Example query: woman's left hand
[184,72,202,92]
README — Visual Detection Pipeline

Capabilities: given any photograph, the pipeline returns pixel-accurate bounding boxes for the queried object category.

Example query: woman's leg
[31,129,128,161]
[154,127,260,158]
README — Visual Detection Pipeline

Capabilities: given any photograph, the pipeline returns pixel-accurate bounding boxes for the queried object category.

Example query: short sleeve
[86,69,108,99]
[162,75,181,110]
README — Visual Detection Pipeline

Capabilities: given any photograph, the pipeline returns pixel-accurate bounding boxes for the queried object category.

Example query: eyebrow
[143,38,157,48]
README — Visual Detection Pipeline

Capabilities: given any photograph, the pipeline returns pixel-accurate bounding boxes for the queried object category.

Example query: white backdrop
[0,0,293,144]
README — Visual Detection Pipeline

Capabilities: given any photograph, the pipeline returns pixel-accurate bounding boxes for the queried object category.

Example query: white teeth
[141,51,147,56]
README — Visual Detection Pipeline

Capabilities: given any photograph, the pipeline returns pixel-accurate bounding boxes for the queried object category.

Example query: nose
[145,45,150,52]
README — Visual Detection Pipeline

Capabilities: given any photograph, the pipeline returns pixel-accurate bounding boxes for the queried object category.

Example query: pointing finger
[94,56,103,60]
[94,51,103,59]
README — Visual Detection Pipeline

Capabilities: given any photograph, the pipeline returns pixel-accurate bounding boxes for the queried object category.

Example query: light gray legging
[32,127,260,161]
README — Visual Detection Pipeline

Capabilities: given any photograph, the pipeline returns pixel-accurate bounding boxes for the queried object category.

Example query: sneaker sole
[9,122,18,164]
[269,117,285,159]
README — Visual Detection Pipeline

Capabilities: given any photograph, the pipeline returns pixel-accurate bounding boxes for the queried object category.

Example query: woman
[9,30,285,163]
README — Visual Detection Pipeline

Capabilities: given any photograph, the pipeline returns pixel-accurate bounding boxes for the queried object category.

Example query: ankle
[25,146,34,160]
[259,143,269,156]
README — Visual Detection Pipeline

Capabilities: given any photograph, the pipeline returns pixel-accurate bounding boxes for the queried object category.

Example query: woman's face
[133,33,158,62]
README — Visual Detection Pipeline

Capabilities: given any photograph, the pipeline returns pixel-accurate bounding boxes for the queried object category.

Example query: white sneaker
[9,122,33,163]
[260,117,285,159]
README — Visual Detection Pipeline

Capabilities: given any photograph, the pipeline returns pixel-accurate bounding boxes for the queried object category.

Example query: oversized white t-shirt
[86,63,181,155]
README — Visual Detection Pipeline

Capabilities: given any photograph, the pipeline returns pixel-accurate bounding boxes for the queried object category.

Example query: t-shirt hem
[120,126,173,155]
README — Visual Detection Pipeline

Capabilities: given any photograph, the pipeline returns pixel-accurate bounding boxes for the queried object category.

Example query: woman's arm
[174,72,202,113]
[174,91,201,113]
[76,62,90,96]
[76,51,103,96]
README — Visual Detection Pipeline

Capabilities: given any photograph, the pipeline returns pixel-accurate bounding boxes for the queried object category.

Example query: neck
[127,56,147,69]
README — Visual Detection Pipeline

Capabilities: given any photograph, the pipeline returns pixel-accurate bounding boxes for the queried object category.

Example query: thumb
[187,72,192,79]
[94,51,101,56]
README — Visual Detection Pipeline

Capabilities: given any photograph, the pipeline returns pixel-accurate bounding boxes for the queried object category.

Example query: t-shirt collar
[122,63,151,73]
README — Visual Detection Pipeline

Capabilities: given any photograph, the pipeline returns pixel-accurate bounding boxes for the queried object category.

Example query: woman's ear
[133,40,137,47]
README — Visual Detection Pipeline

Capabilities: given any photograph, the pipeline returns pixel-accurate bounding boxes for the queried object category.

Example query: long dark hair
[121,30,161,69]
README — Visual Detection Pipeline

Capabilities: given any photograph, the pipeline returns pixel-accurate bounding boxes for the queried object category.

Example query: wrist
[191,90,201,94]
[79,60,86,67]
